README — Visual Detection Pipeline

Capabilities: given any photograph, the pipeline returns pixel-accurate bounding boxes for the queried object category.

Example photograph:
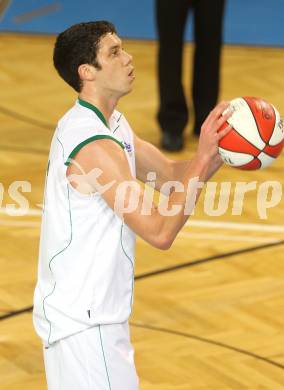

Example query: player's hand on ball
[197,101,233,161]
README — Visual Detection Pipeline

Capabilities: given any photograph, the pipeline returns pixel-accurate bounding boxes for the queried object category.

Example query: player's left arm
[134,134,223,194]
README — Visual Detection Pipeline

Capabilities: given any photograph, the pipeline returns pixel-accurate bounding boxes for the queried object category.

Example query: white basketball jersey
[33,99,136,346]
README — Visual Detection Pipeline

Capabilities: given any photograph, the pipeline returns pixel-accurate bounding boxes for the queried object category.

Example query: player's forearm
[155,154,211,249]
[171,156,220,183]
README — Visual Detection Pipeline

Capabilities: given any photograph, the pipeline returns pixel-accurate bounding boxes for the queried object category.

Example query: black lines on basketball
[220,127,260,157]
[219,97,283,169]
[233,130,260,155]
[240,156,262,170]
[270,105,277,143]
[243,97,265,144]
[243,97,276,146]
[263,142,284,159]
[263,148,276,159]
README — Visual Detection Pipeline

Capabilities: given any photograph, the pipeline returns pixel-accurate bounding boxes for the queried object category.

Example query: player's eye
[111,49,119,56]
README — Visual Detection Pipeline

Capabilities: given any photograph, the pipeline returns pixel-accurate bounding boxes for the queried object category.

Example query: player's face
[95,33,135,97]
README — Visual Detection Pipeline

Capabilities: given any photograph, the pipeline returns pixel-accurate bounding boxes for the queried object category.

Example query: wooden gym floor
[0,33,284,389]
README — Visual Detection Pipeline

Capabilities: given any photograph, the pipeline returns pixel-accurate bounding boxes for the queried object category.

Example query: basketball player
[33,21,232,390]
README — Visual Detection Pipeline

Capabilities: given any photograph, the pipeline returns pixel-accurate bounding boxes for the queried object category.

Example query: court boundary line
[1,240,284,376]
[0,144,48,155]
[1,307,283,373]
[0,105,54,130]
[1,236,284,321]
[0,305,32,320]
[135,239,284,280]
[130,322,284,371]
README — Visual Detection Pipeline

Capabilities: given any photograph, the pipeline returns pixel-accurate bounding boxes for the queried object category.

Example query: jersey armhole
[64,135,125,166]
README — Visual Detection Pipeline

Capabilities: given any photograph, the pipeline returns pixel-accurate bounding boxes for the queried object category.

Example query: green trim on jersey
[42,137,73,346]
[78,98,109,128]
[65,135,125,166]
[42,159,50,214]
[120,223,134,313]
[99,326,112,390]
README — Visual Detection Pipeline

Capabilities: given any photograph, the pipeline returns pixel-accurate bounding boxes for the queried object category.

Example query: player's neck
[78,91,118,125]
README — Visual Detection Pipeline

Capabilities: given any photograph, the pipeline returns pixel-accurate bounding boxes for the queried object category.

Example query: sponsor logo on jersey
[123,142,132,154]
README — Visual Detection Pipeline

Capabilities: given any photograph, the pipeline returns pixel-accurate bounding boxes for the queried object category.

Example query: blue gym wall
[1,0,284,46]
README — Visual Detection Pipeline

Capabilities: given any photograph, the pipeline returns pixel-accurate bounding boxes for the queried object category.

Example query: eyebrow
[109,44,120,51]
[109,38,123,51]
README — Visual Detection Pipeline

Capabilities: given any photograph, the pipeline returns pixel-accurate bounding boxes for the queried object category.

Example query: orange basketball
[218,97,284,170]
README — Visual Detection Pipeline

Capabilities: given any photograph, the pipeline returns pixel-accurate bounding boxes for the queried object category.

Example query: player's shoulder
[58,100,98,127]
[57,100,106,136]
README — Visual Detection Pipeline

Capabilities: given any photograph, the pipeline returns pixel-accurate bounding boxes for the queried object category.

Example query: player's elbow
[152,231,174,250]
[158,238,173,251]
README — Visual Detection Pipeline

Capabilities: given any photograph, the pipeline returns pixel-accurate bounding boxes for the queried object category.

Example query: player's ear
[78,64,96,82]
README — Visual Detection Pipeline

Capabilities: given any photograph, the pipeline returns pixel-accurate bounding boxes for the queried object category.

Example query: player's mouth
[128,67,135,79]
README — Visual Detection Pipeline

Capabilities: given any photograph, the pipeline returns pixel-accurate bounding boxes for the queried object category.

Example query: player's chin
[121,84,133,96]
[126,75,135,87]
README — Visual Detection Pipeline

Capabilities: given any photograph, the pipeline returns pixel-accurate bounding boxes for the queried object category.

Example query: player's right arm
[66,102,230,250]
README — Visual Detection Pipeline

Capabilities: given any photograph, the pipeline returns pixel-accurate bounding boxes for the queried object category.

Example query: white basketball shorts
[43,321,139,390]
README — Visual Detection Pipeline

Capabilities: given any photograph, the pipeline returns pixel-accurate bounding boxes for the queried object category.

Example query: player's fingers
[215,109,233,130]
[217,123,232,141]
[221,107,233,122]
[201,101,228,130]
[205,101,230,130]
[211,101,230,121]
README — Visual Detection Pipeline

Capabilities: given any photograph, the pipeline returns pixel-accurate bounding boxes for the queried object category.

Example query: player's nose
[124,51,133,66]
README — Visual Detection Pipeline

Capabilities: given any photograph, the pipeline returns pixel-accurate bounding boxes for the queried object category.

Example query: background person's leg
[156,0,190,150]
[192,0,225,135]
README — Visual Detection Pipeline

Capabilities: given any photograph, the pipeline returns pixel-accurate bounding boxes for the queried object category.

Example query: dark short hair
[53,21,116,92]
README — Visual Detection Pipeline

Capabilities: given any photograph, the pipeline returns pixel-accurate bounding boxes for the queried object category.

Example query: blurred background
[1,0,284,45]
